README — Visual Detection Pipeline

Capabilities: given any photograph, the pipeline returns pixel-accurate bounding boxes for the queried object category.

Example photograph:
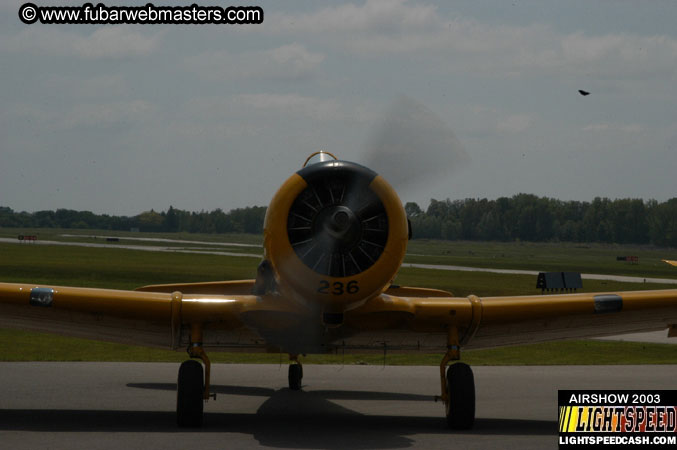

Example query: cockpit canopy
[303,151,338,167]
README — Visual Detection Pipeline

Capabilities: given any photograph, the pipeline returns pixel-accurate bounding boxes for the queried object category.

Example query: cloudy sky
[1,0,676,215]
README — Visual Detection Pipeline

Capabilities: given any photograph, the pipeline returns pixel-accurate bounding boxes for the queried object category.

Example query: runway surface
[1,363,675,449]
[595,329,676,344]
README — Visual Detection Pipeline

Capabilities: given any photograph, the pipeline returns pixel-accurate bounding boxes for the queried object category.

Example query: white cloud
[461,106,534,136]
[235,93,341,120]
[75,26,161,58]
[265,0,438,34]
[187,43,324,82]
[583,123,644,133]
[2,25,163,59]
[63,100,155,128]
[41,74,131,99]
[267,43,325,75]
[497,114,533,133]
[261,1,677,80]
[559,32,677,76]
[8,100,155,130]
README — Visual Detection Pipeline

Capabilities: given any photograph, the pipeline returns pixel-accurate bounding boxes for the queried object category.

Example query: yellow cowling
[263,159,408,316]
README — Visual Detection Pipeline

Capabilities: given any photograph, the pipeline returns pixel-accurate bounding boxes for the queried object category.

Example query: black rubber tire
[177,360,204,427]
[445,362,475,430]
[288,364,302,391]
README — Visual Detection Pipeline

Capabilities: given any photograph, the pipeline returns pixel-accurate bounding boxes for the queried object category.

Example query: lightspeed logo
[559,390,677,449]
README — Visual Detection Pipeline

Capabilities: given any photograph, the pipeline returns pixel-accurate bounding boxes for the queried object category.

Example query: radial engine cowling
[263,159,408,314]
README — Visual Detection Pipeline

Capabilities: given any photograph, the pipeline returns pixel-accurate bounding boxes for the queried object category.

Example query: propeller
[287,161,388,278]
[285,97,467,279]
[363,95,469,191]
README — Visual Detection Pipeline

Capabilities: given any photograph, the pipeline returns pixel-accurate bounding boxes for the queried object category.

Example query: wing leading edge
[0,282,261,350]
[345,288,677,350]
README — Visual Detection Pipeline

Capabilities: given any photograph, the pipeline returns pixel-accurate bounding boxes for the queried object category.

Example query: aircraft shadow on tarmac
[0,382,556,449]
[127,382,436,401]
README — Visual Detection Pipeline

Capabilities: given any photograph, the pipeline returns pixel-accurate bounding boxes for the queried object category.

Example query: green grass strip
[2,328,676,365]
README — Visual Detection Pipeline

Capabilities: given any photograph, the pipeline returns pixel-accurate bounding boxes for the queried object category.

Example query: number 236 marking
[317,280,359,295]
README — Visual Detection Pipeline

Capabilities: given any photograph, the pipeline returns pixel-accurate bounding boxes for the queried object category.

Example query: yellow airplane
[1,151,676,429]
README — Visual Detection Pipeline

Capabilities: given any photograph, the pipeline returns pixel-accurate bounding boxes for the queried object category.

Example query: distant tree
[441,219,462,240]
[404,202,422,217]
[165,206,180,232]
[410,215,442,239]
[477,211,502,241]
[610,199,649,244]
[426,199,451,219]
[137,210,165,232]
[33,210,56,228]
[648,198,677,247]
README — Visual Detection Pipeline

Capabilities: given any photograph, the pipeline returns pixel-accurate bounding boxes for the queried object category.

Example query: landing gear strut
[177,324,213,427]
[288,354,303,390]
[439,326,475,429]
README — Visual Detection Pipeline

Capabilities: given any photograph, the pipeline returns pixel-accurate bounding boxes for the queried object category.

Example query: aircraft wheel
[177,360,204,427]
[288,364,302,391]
[445,362,475,430]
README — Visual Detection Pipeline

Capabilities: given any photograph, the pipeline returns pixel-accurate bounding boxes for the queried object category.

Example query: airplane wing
[2,281,676,352]
[0,282,264,350]
[345,287,677,350]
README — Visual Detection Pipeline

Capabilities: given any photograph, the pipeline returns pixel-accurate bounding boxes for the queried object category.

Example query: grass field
[406,239,677,278]
[1,229,676,364]
[2,328,676,365]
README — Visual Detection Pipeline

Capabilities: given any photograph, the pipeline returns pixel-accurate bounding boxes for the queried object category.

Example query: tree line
[406,195,677,247]
[0,205,267,235]
[1,194,676,246]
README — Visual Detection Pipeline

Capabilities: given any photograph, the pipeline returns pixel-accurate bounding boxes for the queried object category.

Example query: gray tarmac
[1,363,675,449]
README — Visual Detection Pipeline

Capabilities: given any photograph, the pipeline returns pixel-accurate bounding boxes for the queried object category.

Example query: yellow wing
[2,281,676,353]
[663,259,677,267]
[344,287,677,350]
[0,281,269,351]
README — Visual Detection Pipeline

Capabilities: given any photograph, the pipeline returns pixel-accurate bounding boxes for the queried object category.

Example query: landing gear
[445,362,475,429]
[177,360,204,427]
[439,326,475,430]
[288,354,303,390]
[176,323,213,428]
